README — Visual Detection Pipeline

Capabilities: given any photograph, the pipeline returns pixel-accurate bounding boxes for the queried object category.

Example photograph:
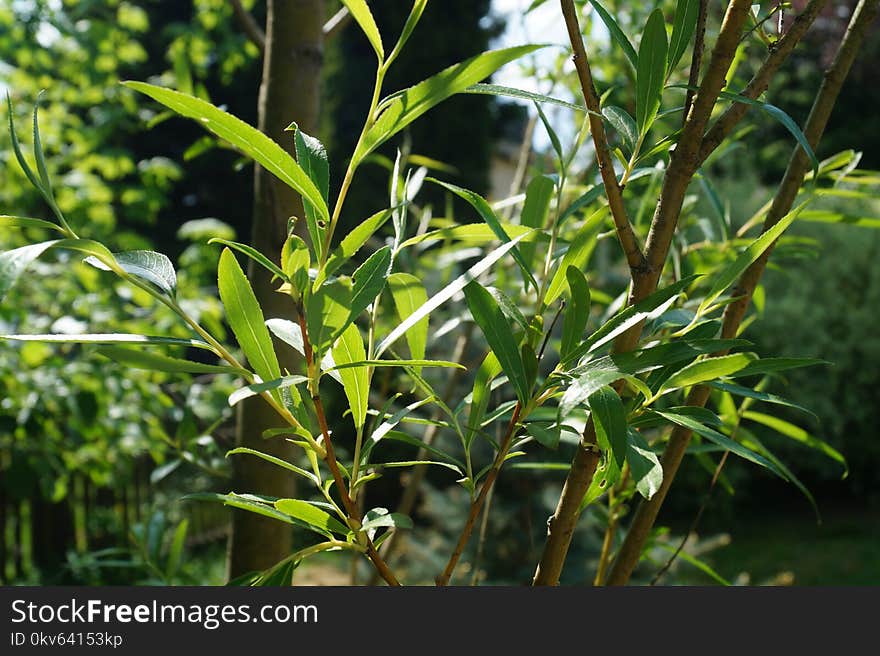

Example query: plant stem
[436,402,522,586]
[559,0,646,276]
[682,0,709,128]
[605,0,879,586]
[295,310,401,586]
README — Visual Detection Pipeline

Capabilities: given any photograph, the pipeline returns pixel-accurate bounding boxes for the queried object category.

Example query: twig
[605,0,880,586]
[559,0,646,276]
[230,0,266,51]
[683,0,709,126]
[436,403,522,586]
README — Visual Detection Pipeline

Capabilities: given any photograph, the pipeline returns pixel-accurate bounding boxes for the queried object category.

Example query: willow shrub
[3,0,876,585]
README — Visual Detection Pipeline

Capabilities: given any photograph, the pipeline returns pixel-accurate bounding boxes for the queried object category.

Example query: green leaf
[370,397,435,444]
[124,82,328,224]
[708,380,815,417]
[388,0,428,64]
[588,0,638,70]
[7,94,43,195]
[350,246,392,321]
[654,541,730,585]
[361,508,413,533]
[589,386,628,475]
[659,353,756,394]
[164,520,188,580]
[305,277,353,359]
[218,248,281,391]
[520,175,556,270]
[332,323,370,430]
[358,45,543,162]
[465,83,587,113]
[428,178,539,290]
[185,492,299,526]
[209,238,287,283]
[320,208,394,284]
[291,124,330,261]
[0,241,59,301]
[729,357,827,378]
[742,411,847,476]
[698,201,809,315]
[602,105,638,153]
[386,272,428,369]
[0,215,64,232]
[534,101,564,166]
[797,210,880,229]
[252,559,297,587]
[626,429,663,499]
[559,183,606,224]
[86,250,177,296]
[226,447,318,486]
[487,287,529,331]
[560,266,591,360]
[274,498,350,537]
[668,0,700,75]
[466,352,503,445]
[399,223,538,249]
[527,423,562,450]
[656,410,788,479]
[341,0,384,61]
[327,359,463,372]
[464,281,529,404]
[97,346,241,375]
[636,8,669,134]
[560,367,628,417]
[375,234,530,357]
[544,214,603,306]
[0,333,212,349]
[228,374,308,407]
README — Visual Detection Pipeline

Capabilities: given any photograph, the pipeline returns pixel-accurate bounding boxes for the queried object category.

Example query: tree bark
[227,0,325,579]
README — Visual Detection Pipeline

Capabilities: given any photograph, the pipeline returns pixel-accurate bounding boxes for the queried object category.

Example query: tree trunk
[227,0,324,579]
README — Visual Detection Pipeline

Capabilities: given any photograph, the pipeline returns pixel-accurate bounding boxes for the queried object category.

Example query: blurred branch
[229,1,355,53]
[683,0,708,126]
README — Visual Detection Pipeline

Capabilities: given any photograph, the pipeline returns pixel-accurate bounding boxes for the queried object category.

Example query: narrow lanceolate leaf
[290,124,330,261]
[390,0,428,61]
[97,346,242,375]
[636,8,668,134]
[464,281,529,404]
[729,357,827,378]
[465,83,587,113]
[487,287,529,331]
[668,0,700,75]
[560,266,591,360]
[602,105,638,153]
[328,359,464,372]
[699,201,809,315]
[86,250,177,296]
[659,353,756,394]
[709,380,816,417]
[375,235,530,358]
[226,448,318,486]
[361,509,413,533]
[589,386,628,475]
[228,374,308,407]
[399,223,537,249]
[386,273,428,368]
[274,498,350,538]
[350,246,392,322]
[124,82,328,223]
[306,277,353,359]
[320,208,394,284]
[32,96,52,195]
[656,410,788,479]
[742,411,847,476]
[332,323,370,429]
[357,45,543,162]
[0,241,60,301]
[626,429,663,499]
[544,214,603,306]
[371,397,436,444]
[588,0,638,70]
[265,318,343,384]
[428,178,539,290]
[520,175,555,270]
[341,0,384,61]
[0,333,212,349]
[466,352,502,445]
[217,248,281,390]
[209,239,286,283]
[0,215,63,232]
[185,493,298,526]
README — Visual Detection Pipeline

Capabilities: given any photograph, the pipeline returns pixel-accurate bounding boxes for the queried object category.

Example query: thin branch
[230,0,266,51]
[533,0,756,587]
[323,6,353,40]
[605,0,880,586]
[697,0,829,166]
[560,0,646,276]
[437,403,522,586]
[683,0,709,126]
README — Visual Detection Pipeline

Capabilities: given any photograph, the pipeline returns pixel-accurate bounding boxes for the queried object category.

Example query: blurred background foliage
[1,0,878,585]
